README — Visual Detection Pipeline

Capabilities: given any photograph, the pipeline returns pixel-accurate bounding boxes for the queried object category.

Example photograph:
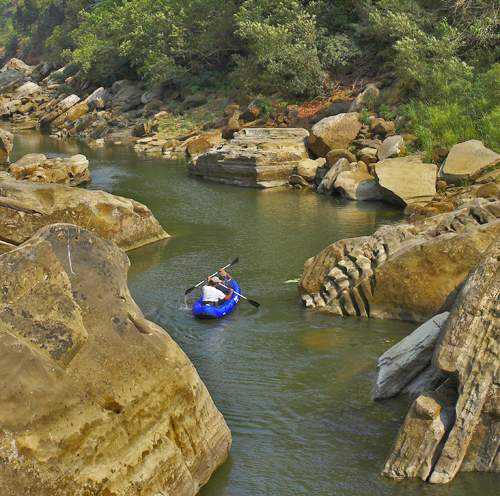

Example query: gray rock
[317,158,352,194]
[377,135,404,160]
[334,170,383,201]
[371,312,449,400]
[349,84,380,112]
[0,70,22,93]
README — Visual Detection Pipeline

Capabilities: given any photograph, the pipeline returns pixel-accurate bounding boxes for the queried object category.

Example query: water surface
[10,131,500,495]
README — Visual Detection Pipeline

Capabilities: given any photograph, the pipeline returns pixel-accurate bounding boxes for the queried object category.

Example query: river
[9,130,500,495]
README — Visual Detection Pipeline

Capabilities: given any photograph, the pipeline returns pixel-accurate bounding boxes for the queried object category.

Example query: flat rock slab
[0,224,231,495]
[0,177,169,251]
[375,155,438,207]
[441,140,500,185]
[187,128,310,187]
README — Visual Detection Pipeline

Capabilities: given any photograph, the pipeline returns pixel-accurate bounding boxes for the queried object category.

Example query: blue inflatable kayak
[192,280,241,319]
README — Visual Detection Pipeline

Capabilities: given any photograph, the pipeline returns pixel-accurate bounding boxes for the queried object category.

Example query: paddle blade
[230,257,239,265]
[247,299,260,308]
[184,286,195,295]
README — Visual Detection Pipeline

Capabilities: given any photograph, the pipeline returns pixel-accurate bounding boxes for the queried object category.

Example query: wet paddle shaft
[184,257,239,295]
[218,283,260,308]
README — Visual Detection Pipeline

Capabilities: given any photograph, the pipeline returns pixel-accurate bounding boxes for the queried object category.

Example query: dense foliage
[1,0,500,149]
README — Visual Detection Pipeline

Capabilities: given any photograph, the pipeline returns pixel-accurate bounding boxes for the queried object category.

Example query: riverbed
[9,130,500,495]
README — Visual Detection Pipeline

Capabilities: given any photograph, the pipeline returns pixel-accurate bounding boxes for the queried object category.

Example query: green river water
[9,130,500,495]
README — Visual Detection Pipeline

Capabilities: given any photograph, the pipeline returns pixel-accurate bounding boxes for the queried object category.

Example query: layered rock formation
[381,233,500,483]
[299,198,500,322]
[0,176,169,251]
[187,128,310,187]
[8,153,91,185]
[0,224,231,495]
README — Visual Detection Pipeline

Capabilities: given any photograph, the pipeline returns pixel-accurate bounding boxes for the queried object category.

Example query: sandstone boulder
[317,158,352,194]
[1,58,31,74]
[186,132,225,157]
[83,87,109,111]
[382,234,500,483]
[0,127,14,166]
[0,99,22,117]
[10,81,41,100]
[39,94,80,128]
[308,113,361,158]
[326,149,356,167]
[375,156,438,207]
[188,128,310,188]
[0,177,169,251]
[297,158,322,182]
[299,199,500,322]
[440,140,500,185]
[334,170,383,201]
[51,102,89,129]
[0,223,231,495]
[377,135,404,160]
[0,70,22,92]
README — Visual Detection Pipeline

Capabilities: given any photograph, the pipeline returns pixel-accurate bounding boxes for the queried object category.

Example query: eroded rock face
[187,128,310,187]
[0,177,169,251]
[0,224,231,495]
[299,199,500,322]
[382,233,500,483]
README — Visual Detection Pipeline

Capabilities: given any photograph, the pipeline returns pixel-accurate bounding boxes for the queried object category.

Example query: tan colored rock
[349,84,379,112]
[0,127,14,166]
[326,149,356,168]
[383,233,500,483]
[0,99,22,117]
[308,113,361,157]
[0,177,169,251]
[372,119,394,136]
[51,102,89,129]
[334,170,383,201]
[40,94,80,128]
[0,223,231,495]
[222,117,240,140]
[299,199,500,322]
[297,158,321,181]
[9,153,47,179]
[83,87,109,110]
[375,156,438,207]
[377,135,404,160]
[187,132,225,157]
[188,128,310,188]
[441,140,500,185]
[317,158,353,195]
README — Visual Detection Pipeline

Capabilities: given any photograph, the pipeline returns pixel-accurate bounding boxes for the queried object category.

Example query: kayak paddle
[219,283,260,308]
[184,257,239,295]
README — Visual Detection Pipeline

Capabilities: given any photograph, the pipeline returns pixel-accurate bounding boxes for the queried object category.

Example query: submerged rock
[187,128,310,188]
[0,177,169,251]
[0,224,231,495]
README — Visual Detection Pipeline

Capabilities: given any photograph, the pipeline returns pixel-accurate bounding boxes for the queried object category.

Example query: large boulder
[39,95,80,128]
[375,155,438,207]
[0,70,23,92]
[11,81,41,100]
[51,102,89,129]
[317,158,353,194]
[382,234,500,483]
[299,199,500,322]
[377,135,404,160]
[111,85,143,112]
[0,223,231,495]
[186,132,225,157]
[83,87,109,111]
[0,177,169,251]
[348,84,380,112]
[187,128,310,188]
[0,100,22,117]
[334,170,383,201]
[440,140,500,185]
[0,127,14,166]
[1,58,31,74]
[308,113,361,157]
[9,153,91,186]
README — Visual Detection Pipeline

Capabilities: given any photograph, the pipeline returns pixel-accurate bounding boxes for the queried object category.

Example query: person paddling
[202,276,234,307]
[218,269,234,294]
